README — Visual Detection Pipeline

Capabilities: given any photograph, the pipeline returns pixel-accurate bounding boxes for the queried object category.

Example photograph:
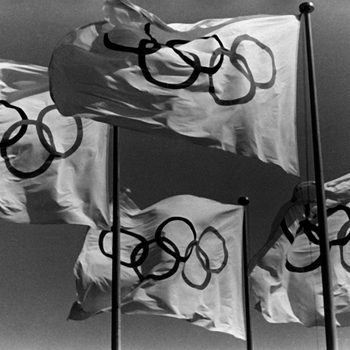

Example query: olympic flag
[49,0,300,175]
[0,60,111,229]
[250,177,350,327]
[68,193,246,340]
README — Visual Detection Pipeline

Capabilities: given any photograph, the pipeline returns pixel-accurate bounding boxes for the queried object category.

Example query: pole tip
[299,2,315,14]
[238,197,250,206]
[122,187,132,194]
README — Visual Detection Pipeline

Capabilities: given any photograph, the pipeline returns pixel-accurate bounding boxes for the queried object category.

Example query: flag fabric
[69,193,246,340]
[250,178,350,326]
[49,0,300,175]
[0,60,111,229]
[325,173,350,205]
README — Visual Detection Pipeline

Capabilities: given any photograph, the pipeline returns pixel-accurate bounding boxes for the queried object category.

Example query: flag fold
[0,60,111,229]
[250,176,350,327]
[49,0,300,174]
[69,193,246,340]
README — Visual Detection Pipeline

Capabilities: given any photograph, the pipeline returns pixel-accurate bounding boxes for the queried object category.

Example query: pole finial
[299,2,315,14]
[238,196,250,206]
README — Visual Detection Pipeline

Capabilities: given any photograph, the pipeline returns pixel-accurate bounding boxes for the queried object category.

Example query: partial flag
[0,60,111,229]
[49,0,300,175]
[250,178,350,326]
[325,173,350,205]
[69,193,246,340]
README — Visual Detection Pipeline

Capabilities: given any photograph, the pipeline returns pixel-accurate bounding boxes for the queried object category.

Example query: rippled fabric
[49,0,300,175]
[325,173,350,205]
[69,194,245,340]
[0,60,111,229]
[250,178,350,327]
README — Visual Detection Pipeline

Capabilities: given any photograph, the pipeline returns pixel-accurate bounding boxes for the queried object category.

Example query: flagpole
[299,3,338,350]
[238,197,253,350]
[112,126,121,350]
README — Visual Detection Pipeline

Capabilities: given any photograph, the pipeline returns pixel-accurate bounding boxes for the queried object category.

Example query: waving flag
[69,193,246,340]
[0,60,111,229]
[250,178,350,326]
[49,0,300,175]
[325,173,350,204]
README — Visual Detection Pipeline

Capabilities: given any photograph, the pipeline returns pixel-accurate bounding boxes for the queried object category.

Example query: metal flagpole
[238,197,253,350]
[299,3,338,350]
[111,126,121,350]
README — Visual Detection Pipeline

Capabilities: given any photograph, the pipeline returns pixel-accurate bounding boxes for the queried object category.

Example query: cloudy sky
[1,0,350,349]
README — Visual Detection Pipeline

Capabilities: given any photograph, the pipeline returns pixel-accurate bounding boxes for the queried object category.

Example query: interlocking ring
[284,205,350,273]
[103,23,276,105]
[99,216,229,290]
[0,101,83,178]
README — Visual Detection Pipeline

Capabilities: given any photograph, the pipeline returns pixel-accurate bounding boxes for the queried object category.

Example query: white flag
[325,173,350,205]
[0,60,111,229]
[69,193,246,340]
[49,0,300,175]
[250,179,350,326]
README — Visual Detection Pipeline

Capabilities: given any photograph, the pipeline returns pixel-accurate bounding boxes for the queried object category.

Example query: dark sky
[1,0,350,349]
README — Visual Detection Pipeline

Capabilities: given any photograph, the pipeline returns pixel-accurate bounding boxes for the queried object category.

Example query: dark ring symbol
[144,237,181,281]
[104,33,159,55]
[339,222,350,272]
[285,205,350,273]
[98,230,113,259]
[208,34,276,106]
[182,226,228,289]
[104,24,276,106]
[155,216,197,262]
[230,35,276,89]
[333,206,350,272]
[36,105,83,158]
[182,249,211,290]
[197,226,228,273]
[0,102,84,178]
[0,100,28,147]
[300,219,320,245]
[1,119,55,178]
[98,216,228,290]
[138,39,201,89]
[166,35,224,75]
[208,47,256,105]
[285,255,321,273]
[121,228,149,268]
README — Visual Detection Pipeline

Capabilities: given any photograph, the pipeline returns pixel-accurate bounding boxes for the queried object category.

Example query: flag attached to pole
[250,177,350,326]
[69,193,246,340]
[49,0,300,175]
[0,60,111,229]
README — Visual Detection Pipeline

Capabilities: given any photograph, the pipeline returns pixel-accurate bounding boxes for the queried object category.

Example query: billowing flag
[325,173,350,205]
[69,193,246,340]
[0,60,111,229]
[250,178,350,326]
[49,0,300,175]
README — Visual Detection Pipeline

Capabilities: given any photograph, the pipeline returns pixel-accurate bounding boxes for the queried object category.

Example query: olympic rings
[0,101,83,178]
[285,205,350,273]
[103,23,276,104]
[98,216,228,290]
